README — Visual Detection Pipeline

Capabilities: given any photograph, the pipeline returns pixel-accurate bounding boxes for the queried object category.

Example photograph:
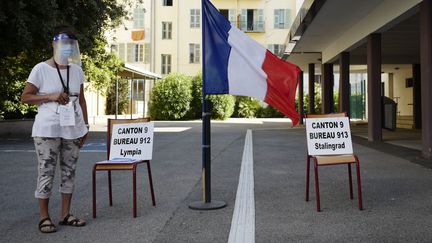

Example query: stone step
[397,116,414,121]
[396,116,414,129]
[397,123,414,129]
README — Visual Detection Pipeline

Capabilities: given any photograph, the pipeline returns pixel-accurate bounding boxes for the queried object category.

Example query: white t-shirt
[27,62,88,139]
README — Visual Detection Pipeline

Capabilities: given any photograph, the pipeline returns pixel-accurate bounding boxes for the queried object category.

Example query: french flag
[202,0,301,126]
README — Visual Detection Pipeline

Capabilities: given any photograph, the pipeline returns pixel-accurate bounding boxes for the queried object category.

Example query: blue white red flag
[202,0,301,126]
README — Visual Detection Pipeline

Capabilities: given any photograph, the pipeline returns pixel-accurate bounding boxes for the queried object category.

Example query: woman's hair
[53,25,77,39]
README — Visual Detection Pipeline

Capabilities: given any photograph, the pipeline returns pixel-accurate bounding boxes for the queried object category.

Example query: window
[161,54,172,74]
[268,44,285,55]
[274,9,291,29]
[240,9,264,32]
[162,22,172,39]
[219,9,236,24]
[133,8,145,29]
[127,43,134,62]
[189,44,200,63]
[190,9,200,28]
[133,44,144,62]
[163,0,172,6]
[118,43,126,61]
[144,43,151,64]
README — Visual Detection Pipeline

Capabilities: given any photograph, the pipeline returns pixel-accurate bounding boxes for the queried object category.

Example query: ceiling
[286,0,421,72]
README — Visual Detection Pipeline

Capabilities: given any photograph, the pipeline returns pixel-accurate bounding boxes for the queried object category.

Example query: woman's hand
[50,92,69,105]
[79,133,88,148]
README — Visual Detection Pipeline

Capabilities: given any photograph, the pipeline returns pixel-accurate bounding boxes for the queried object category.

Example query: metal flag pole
[189,0,226,210]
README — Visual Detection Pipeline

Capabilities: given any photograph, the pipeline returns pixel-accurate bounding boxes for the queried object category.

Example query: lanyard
[54,62,70,95]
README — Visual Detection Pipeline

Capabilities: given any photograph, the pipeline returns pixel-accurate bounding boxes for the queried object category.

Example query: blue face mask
[59,44,73,58]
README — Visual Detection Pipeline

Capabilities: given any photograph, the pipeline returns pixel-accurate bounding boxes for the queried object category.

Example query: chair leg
[313,159,321,212]
[348,164,353,200]
[108,170,113,206]
[355,157,363,210]
[92,166,97,218]
[306,155,311,201]
[133,167,137,218]
[146,161,156,206]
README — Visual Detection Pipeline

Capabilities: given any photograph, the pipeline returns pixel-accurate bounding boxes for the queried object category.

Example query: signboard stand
[305,113,363,212]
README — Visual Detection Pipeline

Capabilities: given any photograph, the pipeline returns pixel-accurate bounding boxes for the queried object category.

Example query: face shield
[53,33,81,66]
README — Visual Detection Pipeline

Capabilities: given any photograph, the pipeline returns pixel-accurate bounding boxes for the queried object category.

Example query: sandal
[39,217,57,233]
[59,214,86,227]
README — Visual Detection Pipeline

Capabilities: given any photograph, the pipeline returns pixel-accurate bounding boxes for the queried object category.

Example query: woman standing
[21,26,89,233]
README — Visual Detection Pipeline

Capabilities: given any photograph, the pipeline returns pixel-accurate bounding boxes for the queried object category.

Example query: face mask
[59,44,73,58]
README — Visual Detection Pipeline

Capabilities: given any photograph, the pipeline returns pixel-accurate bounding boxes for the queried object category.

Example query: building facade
[151,0,298,76]
[103,0,158,118]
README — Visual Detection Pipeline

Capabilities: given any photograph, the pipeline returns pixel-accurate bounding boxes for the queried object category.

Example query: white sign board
[305,117,353,155]
[109,122,154,161]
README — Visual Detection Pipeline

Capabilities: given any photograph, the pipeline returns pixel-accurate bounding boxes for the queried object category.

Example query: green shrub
[233,96,261,118]
[256,105,285,118]
[186,72,203,119]
[105,78,129,115]
[207,94,235,120]
[149,73,192,120]
[186,72,235,120]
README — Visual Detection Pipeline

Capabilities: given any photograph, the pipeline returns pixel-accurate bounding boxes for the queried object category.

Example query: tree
[0,0,126,58]
[0,0,129,118]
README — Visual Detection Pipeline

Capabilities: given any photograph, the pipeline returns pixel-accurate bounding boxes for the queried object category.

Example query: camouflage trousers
[33,137,81,199]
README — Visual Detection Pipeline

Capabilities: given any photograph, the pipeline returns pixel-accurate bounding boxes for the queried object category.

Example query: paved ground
[1,119,432,242]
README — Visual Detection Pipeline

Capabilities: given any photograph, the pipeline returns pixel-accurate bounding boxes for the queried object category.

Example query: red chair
[305,113,363,212]
[92,118,156,218]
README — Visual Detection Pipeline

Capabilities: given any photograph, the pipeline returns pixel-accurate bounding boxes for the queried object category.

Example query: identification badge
[59,102,75,126]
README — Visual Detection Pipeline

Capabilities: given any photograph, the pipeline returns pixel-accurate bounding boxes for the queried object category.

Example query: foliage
[105,78,130,115]
[0,0,127,58]
[233,96,261,118]
[333,91,339,113]
[298,83,340,115]
[301,83,322,114]
[207,95,235,120]
[186,72,203,119]
[0,0,129,119]
[256,105,285,118]
[82,40,124,94]
[149,73,192,120]
[81,40,126,115]
[0,51,48,119]
[185,72,235,120]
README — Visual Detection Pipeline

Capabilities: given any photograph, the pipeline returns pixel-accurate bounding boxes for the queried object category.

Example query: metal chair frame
[305,113,363,212]
[92,118,156,218]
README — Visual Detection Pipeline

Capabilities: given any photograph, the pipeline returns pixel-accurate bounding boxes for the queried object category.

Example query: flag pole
[189,0,226,210]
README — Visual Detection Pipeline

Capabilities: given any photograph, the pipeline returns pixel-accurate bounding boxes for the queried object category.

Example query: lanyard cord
[54,61,70,95]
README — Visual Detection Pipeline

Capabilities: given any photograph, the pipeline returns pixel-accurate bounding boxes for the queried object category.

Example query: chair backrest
[305,112,347,118]
[106,118,151,160]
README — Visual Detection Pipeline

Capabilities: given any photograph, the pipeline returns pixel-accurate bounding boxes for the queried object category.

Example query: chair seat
[95,160,146,170]
[314,154,356,165]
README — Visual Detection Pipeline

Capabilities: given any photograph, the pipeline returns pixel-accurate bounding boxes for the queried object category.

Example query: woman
[21,26,89,233]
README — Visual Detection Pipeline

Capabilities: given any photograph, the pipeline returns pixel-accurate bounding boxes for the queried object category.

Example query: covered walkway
[285,0,432,159]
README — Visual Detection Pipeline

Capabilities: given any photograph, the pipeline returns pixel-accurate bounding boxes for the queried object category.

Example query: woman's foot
[59,214,86,227]
[39,217,57,233]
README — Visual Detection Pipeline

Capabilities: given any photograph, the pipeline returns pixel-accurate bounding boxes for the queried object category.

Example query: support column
[367,33,382,141]
[388,73,394,99]
[308,63,315,114]
[412,64,421,129]
[420,0,432,159]
[298,71,304,124]
[339,52,350,116]
[321,63,334,114]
